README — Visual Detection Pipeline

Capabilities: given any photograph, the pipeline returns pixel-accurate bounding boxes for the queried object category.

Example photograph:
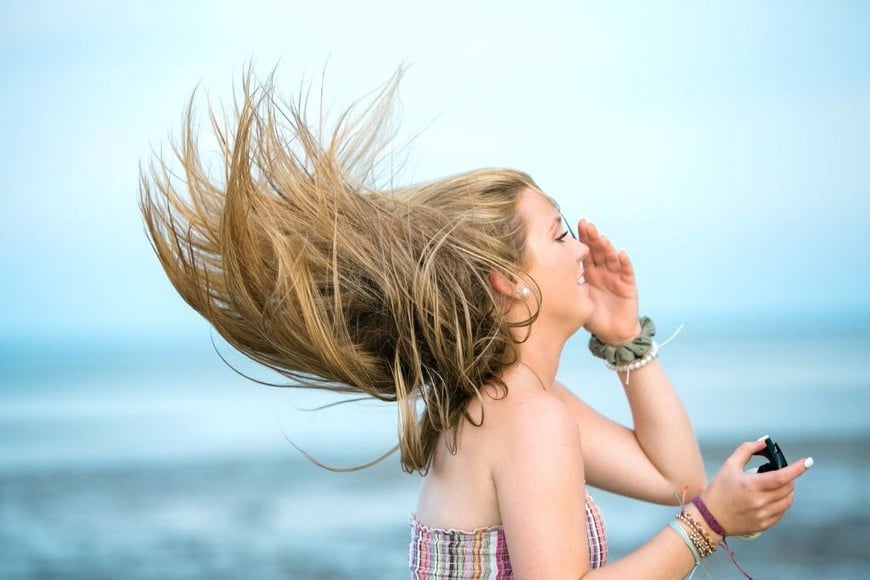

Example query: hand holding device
[752,436,788,473]
[741,436,789,539]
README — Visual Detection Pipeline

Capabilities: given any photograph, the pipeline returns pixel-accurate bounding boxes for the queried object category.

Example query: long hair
[139,69,539,473]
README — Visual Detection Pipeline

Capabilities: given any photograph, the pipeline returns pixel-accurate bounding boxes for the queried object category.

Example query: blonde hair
[139,69,539,473]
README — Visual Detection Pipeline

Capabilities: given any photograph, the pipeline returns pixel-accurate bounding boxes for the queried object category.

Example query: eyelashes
[556,230,571,242]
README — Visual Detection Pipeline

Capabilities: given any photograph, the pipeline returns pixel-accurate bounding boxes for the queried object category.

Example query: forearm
[580,503,719,579]
[617,360,706,495]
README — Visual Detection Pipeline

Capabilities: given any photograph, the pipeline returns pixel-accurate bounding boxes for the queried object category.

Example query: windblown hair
[139,69,539,473]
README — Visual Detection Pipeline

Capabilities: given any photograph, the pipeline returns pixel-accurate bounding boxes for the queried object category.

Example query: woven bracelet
[668,520,701,566]
[691,496,726,537]
[691,497,755,579]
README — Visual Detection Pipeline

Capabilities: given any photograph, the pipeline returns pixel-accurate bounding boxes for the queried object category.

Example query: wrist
[689,494,756,579]
[683,502,724,546]
[588,316,656,367]
[586,317,643,347]
[598,321,643,346]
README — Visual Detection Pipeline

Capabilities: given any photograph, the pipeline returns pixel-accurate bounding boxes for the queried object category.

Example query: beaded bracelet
[605,340,659,372]
[667,519,701,566]
[678,511,716,556]
[676,511,716,559]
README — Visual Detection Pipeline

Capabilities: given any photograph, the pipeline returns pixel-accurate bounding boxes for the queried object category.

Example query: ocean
[1,325,868,578]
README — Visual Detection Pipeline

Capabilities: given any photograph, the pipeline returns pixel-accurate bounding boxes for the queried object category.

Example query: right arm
[493,397,811,579]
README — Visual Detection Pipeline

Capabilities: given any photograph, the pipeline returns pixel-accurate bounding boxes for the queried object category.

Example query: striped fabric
[409,491,607,578]
[409,519,513,579]
[584,491,608,569]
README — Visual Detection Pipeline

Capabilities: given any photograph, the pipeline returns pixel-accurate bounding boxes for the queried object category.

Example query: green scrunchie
[588,316,656,365]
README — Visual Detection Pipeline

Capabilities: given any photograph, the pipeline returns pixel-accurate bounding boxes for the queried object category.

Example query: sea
[1,320,868,579]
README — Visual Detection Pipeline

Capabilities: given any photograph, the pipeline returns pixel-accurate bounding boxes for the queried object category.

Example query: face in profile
[516,188,593,335]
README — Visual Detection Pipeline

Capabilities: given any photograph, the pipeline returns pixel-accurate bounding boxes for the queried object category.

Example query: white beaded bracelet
[605,339,658,372]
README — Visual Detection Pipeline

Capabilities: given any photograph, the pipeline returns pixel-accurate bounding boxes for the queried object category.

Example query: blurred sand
[0,435,865,579]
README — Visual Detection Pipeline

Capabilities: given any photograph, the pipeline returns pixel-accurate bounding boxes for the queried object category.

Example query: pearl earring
[518,287,530,298]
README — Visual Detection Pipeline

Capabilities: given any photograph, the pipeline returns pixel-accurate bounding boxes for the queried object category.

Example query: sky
[1,0,868,346]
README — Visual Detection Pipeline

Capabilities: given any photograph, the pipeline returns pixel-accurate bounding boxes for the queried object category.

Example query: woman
[140,70,812,578]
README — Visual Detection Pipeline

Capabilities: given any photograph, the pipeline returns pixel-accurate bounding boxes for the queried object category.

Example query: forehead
[517,188,561,228]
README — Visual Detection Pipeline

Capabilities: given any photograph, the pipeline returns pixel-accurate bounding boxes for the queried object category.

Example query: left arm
[553,364,705,504]
[569,220,705,503]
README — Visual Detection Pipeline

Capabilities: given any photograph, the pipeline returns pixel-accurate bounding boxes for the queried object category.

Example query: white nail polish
[804,457,814,469]
[757,434,770,441]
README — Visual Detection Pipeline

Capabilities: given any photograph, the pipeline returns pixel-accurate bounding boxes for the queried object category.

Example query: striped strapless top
[409,490,607,579]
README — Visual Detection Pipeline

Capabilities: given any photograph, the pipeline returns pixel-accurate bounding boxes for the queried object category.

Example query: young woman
[140,70,812,579]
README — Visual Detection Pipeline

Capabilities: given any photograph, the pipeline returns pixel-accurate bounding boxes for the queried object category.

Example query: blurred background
[1,1,868,578]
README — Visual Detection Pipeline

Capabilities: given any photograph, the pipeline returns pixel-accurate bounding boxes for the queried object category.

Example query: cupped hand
[700,439,813,537]
[579,219,640,344]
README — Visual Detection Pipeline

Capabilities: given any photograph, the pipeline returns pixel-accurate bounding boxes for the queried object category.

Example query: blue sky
[1,1,868,345]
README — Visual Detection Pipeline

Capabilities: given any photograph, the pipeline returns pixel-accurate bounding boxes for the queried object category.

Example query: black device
[753,436,788,473]
[740,437,790,540]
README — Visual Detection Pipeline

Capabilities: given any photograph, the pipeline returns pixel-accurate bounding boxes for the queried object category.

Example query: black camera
[753,436,788,473]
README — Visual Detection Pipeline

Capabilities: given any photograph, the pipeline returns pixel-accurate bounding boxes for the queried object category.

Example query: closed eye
[556,230,571,242]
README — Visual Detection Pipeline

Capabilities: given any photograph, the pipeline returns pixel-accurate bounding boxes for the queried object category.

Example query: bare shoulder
[477,376,583,463]
[483,376,590,577]
[549,379,602,425]
[416,373,582,530]
[549,379,585,407]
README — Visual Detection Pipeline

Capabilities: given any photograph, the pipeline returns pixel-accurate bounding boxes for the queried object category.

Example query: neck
[505,303,573,389]
[513,329,566,390]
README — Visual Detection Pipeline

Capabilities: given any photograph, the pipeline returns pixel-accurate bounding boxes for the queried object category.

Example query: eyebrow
[549,215,563,234]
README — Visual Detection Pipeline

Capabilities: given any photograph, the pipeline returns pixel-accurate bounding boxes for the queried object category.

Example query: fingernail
[804,457,814,469]
[756,434,770,441]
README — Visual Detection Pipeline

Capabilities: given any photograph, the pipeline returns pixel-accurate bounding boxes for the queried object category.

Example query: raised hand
[700,439,813,536]
[579,219,640,344]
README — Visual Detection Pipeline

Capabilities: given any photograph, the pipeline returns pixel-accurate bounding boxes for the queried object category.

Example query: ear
[488,270,517,298]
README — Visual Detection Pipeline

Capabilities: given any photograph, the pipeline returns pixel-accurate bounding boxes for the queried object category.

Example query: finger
[578,219,591,243]
[590,230,617,269]
[617,250,636,284]
[755,457,814,491]
[725,439,769,470]
[751,476,795,505]
[605,248,620,272]
[578,219,600,246]
[757,490,796,530]
[767,480,795,503]
[583,222,608,267]
[578,220,598,265]
[579,219,599,245]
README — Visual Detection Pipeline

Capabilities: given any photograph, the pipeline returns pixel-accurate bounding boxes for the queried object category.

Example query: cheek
[541,257,572,286]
